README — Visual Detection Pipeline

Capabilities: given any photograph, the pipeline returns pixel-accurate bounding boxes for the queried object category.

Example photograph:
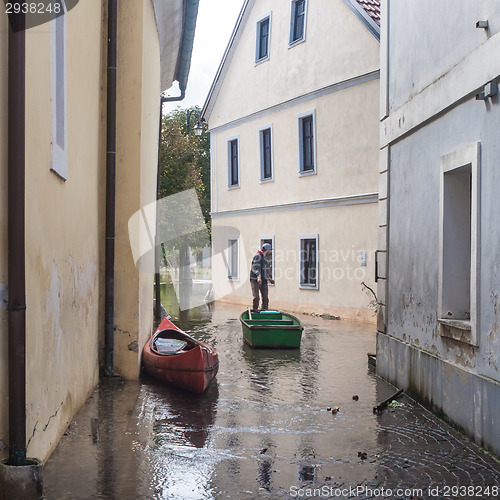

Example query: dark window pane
[258,18,269,59]
[301,115,314,171]
[292,0,305,42]
[230,140,238,185]
[262,129,272,179]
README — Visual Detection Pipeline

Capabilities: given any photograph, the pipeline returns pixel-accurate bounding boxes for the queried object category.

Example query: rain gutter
[154,0,199,321]
[104,0,117,377]
[7,12,27,466]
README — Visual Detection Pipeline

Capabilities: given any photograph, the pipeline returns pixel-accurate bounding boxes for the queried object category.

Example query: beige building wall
[0,0,163,462]
[114,0,160,380]
[207,0,380,322]
[207,0,380,129]
[0,1,104,461]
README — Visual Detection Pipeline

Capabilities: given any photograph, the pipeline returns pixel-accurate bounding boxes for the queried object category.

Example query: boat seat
[245,320,295,325]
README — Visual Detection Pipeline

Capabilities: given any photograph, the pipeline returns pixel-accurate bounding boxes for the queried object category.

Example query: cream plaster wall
[212,199,378,323]
[18,0,103,461]
[214,79,380,213]
[208,0,380,129]
[208,0,380,323]
[114,0,159,380]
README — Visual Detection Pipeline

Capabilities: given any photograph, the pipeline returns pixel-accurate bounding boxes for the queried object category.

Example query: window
[260,236,274,282]
[227,138,239,187]
[290,0,306,45]
[256,16,270,62]
[50,1,67,180]
[298,111,316,174]
[259,127,273,181]
[438,142,480,346]
[227,238,239,280]
[299,235,318,288]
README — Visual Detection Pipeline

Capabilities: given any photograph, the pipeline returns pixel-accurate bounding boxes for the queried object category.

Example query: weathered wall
[114,0,159,379]
[378,0,500,454]
[25,0,103,461]
[208,0,380,129]
[208,0,380,322]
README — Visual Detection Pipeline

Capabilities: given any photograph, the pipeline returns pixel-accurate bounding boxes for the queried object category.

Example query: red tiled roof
[357,0,381,26]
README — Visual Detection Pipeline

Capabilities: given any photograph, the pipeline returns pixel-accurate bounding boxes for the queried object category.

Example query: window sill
[260,177,274,184]
[299,284,318,290]
[299,169,316,177]
[228,185,240,190]
[438,318,477,346]
[288,37,305,49]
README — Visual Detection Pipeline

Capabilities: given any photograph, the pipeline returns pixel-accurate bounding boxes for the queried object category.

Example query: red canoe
[142,317,219,394]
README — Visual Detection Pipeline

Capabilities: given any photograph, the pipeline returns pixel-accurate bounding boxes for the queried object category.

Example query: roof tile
[357,0,381,26]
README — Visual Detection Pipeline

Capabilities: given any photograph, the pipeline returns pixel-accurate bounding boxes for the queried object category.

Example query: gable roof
[201,0,380,122]
[342,0,380,40]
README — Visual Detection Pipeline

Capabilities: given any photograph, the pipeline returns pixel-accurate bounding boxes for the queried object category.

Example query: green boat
[240,309,303,348]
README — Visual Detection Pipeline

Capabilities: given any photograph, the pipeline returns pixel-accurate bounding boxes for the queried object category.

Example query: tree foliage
[158,106,211,254]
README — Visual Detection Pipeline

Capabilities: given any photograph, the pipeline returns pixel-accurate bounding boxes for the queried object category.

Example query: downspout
[104,0,117,377]
[7,12,27,466]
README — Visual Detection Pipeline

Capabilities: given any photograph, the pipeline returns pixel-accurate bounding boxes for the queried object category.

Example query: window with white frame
[227,238,239,280]
[259,236,274,282]
[256,15,270,62]
[438,142,480,346]
[51,2,68,180]
[298,111,316,175]
[299,235,318,288]
[259,126,273,181]
[290,0,306,45]
[227,138,239,187]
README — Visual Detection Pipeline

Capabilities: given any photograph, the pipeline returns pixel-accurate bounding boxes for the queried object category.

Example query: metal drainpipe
[7,12,27,466]
[104,0,117,377]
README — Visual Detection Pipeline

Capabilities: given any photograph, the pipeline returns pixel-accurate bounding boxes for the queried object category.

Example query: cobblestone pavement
[43,304,500,500]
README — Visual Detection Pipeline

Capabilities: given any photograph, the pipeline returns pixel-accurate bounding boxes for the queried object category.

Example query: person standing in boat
[250,243,275,311]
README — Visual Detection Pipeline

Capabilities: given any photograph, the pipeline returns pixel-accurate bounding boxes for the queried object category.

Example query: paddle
[248,307,253,320]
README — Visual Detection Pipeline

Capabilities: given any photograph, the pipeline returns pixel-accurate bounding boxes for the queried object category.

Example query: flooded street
[43,294,500,499]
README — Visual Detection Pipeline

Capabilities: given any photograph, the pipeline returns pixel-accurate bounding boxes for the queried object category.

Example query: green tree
[158,107,210,277]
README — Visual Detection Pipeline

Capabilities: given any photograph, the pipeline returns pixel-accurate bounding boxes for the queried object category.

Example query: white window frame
[255,13,271,64]
[438,141,480,346]
[299,234,319,290]
[227,238,239,281]
[297,110,317,176]
[259,125,274,182]
[259,235,275,283]
[289,0,307,47]
[227,136,240,189]
[50,2,68,180]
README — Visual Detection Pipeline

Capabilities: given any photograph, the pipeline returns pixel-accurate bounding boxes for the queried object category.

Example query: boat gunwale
[239,310,303,331]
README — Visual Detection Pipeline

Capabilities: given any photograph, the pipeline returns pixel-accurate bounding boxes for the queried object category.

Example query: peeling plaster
[72,256,97,323]
[46,261,63,361]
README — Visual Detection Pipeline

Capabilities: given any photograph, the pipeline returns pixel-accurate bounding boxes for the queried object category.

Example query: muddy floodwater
[43,296,500,499]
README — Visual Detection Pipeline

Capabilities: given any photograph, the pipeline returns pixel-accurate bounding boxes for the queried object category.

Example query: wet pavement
[42,303,500,499]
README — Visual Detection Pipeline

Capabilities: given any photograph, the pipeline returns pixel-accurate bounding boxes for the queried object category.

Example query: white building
[377,0,500,455]
[202,0,381,322]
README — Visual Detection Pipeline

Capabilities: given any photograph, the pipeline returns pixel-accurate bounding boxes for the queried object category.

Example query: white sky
[163,0,246,113]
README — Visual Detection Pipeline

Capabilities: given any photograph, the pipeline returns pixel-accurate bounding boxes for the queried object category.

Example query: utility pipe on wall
[7,12,27,466]
[104,0,117,377]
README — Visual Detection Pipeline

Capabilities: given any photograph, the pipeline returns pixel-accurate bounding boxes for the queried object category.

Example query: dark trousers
[251,281,269,310]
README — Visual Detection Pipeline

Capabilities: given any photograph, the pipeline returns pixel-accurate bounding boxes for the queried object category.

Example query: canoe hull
[240,310,303,348]
[142,318,218,394]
